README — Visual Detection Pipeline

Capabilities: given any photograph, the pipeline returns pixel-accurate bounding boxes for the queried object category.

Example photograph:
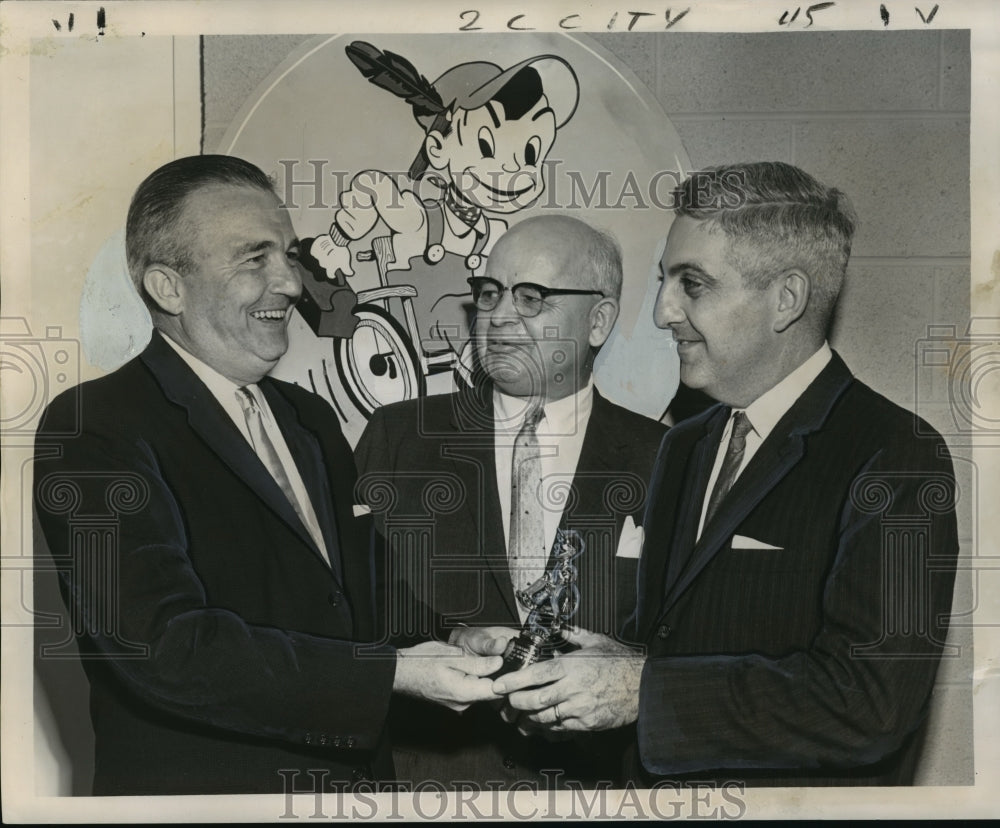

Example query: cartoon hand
[335,199,377,240]
[312,233,354,279]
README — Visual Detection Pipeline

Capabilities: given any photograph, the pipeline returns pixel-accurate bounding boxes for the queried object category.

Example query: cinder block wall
[202,30,973,785]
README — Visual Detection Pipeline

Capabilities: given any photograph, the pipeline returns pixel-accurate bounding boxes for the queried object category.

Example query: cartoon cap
[415,55,580,130]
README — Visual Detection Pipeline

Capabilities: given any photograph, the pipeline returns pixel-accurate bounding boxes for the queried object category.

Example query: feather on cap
[345,41,579,132]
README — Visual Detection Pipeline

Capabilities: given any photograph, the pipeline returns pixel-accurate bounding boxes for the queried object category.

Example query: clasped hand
[450,626,645,733]
[392,640,502,712]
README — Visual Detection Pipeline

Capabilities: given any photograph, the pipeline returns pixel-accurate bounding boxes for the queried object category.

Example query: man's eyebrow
[668,262,717,284]
[231,240,275,259]
[485,102,502,129]
[531,106,554,122]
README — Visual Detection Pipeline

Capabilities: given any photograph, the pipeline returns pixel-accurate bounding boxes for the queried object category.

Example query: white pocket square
[352,504,372,517]
[615,516,644,559]
[731,534,782,551]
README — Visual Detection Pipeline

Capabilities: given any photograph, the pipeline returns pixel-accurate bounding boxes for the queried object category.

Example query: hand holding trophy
[490,528,585,679]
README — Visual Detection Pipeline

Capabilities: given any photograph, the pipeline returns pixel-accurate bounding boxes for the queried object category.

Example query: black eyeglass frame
[466,276,605,317]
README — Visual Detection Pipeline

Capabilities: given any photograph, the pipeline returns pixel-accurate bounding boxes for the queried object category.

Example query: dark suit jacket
[629,352,959,786]
[355,381,667,788]
[33,332,397,795]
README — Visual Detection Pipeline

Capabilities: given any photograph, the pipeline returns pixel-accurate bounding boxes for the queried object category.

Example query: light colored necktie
[508,405,546,603]
[236,386,325,560]
[703,410,754,528]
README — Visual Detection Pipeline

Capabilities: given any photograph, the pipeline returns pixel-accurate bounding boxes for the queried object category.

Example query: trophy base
[489,633,554,680]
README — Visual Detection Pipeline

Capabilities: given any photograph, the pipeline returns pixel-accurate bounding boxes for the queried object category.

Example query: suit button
[304,733,313,745]
[657,624,671,640]
[332,736,343,748]
[328,590,342,607]
[346,737,356,748]
[318,734,329,746]
[502,756,516,770]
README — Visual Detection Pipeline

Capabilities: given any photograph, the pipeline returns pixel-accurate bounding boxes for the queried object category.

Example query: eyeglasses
[467,277,604,318]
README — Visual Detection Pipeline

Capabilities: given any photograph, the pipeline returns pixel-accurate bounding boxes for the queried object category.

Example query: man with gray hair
[355,214,667,788]
[493,162,959,786]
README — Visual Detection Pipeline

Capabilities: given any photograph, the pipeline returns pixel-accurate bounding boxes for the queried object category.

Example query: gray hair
[674,161,857,325]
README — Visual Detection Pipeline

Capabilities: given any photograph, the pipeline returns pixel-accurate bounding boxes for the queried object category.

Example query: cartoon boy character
[312,43,579,360]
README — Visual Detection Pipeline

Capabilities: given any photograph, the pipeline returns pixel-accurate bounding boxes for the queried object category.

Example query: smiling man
[492,162,960,787]
[32,155,503,795]
[354,214,666,789]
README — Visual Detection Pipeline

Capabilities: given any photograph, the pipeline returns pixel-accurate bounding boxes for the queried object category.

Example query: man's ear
[142,265,185,316]
[773,268,810,332]
[588,297,620,348]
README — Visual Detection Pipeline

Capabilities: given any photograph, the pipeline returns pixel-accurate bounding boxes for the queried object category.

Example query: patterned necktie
[703,410,754,528]
[508,405,546,604]
[236,386,327,563]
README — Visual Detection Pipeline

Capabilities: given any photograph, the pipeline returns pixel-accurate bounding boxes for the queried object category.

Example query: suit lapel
[635,405,724,641]
[260,381,343,576]
[660,406,729,606]
[449,382,520,621]
[566,391,615,502]
[140,334,328,570]
[660,423,803,611]
[657,355,856,616]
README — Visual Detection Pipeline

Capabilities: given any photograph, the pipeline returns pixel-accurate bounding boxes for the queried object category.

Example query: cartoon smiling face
[425,94,557,214]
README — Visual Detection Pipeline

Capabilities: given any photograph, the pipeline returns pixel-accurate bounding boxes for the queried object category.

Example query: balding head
[490,214,623,299]
[475,214,622,402]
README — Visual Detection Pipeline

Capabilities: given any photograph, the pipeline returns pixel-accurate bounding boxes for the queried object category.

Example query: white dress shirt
[494,379,595,561]
[697,342,833,540]
[161,334,331,566]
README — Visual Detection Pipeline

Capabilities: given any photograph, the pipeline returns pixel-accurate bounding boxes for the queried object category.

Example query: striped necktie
[703,410,754,528]
[236,385,329,566]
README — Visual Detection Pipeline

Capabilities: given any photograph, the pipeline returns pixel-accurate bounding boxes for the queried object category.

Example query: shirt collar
[160,332,247,401]
[493,378,595,435]
[741,342,832,439]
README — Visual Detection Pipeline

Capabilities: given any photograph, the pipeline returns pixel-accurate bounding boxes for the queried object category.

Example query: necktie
[508,406,546,606]
[703,410,754,528]
[236,386,327,564]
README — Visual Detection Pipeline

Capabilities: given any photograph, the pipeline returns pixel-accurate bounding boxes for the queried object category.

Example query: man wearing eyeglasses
[354,214,667,789]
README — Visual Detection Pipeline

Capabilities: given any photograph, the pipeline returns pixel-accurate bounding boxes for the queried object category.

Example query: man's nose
[501,156,521,174]
[653,279,683,329]
[488,286,521,325]
[271,254,303,298]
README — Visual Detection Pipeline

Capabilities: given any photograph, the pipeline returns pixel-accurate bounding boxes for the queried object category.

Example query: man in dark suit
[33,155,501,796]
[493,162,959,786]
[355,215,667,788]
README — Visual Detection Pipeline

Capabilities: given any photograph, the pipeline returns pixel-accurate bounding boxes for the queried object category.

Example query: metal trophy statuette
[491,528,585,679]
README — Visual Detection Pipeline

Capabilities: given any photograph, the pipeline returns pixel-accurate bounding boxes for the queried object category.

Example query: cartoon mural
[79,33,686,444]
[303,42,580,410]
